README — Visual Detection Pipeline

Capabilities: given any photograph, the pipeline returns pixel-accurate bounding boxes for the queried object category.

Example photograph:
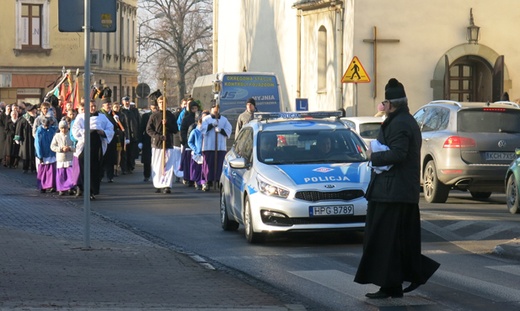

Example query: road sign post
[58,0,117,249]
[342,56,371,116]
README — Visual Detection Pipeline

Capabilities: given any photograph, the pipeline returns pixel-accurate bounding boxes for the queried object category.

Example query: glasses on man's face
[381,100,390,106]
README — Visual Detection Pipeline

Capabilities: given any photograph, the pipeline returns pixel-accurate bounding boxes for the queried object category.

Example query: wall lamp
[466,8,480,44]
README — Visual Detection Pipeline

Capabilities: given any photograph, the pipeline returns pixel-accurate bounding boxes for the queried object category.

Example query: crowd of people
[0,90,238,198]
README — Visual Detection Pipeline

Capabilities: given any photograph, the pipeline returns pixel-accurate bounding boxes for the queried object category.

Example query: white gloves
[215,126,220,133]
[14,140,20,144]
[125,139,130,144]
[138,143,143,149]
[113,115,120,122]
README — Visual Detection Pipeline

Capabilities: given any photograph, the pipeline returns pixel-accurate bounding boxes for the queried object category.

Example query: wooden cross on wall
[363,26,400,98]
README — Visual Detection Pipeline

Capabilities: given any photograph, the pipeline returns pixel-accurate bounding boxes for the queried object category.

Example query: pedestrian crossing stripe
[342,56,371,83]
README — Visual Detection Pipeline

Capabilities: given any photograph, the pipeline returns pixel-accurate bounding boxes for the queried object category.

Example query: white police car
[219,111,371,243]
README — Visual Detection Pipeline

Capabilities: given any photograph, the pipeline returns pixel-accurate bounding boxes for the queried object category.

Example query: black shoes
[155,188,171,193]
[365,287,403,299]
[403,282,421,293]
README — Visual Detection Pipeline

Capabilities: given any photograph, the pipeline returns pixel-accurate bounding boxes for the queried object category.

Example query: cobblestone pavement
[0,165,307,311]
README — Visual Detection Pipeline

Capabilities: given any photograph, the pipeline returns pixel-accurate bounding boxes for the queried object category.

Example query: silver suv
[413,100,520,203]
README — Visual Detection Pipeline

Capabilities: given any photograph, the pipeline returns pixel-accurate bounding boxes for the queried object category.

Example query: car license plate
[484,152,515,161]
[309,205,354,216]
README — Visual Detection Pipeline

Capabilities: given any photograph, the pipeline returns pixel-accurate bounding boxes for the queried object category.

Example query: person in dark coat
[121,96,140,174]
[111,101,128,177]
[0,103,10,166]
[235,97,256,136]
[14,103,38,173]
[99,98,118,183]
[5,105,21,168]
[139,101,158,182]
[354,78,440,299]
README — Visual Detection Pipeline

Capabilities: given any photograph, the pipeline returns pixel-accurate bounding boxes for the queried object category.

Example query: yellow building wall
[0,0,138,106]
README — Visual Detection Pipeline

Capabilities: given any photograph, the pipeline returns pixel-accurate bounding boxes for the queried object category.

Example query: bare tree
[139,0,213,104]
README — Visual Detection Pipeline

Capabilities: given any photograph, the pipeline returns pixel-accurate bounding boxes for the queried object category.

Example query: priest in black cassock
[72,99,114,200]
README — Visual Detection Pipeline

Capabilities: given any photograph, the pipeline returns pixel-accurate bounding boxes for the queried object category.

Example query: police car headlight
[257,175,290,198]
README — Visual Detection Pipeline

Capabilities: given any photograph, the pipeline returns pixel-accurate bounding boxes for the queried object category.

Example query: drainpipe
[213,0,219,73]
[335,3,344,112]
[119,4,123,98]
[296,9,301,103]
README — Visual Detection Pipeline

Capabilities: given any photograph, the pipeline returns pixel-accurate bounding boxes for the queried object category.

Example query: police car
[219,111,371,243]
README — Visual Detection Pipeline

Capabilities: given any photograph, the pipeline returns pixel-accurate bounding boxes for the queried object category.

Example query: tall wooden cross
[363,26,400,98]
[160,72,169,175]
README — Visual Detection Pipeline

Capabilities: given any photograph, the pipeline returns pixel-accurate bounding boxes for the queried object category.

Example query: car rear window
[458,109,520,133]
[359,123,381,139]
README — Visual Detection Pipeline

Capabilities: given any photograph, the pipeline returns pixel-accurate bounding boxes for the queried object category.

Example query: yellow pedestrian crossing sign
[342,56,371,83]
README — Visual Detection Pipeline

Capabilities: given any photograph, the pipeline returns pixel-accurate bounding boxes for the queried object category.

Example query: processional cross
[363,26,400,98]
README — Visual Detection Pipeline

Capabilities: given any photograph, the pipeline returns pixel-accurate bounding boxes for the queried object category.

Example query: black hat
[122,96,130,101]
[101,97,112,104]
[385,78,406,100]
[26,104,37,111]
[247,97,256,106]
[148,89,162,101]
[100,86,112,99]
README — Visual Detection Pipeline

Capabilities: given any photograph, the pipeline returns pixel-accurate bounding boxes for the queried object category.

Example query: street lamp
[137,12,166,56]
[466,8,480,45]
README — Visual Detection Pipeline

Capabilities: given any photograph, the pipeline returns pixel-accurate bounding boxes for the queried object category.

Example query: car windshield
[458,109,520,133]
[257,129,368,164]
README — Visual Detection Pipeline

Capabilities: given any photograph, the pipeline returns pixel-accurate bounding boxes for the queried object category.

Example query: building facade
[214,0,519,116]
[0,0,138,106]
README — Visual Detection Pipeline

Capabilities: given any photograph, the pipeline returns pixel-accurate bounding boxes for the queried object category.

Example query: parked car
[340,116,384,144]
[219,111,371,243]
[505,148,520,214]
[413,100,520,203]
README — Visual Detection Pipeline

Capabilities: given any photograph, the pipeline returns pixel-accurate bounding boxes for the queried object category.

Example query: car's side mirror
[229,157,250,169]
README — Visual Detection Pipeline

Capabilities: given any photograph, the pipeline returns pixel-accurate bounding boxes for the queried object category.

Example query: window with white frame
[15,0,50,52]
[22,4,41,47]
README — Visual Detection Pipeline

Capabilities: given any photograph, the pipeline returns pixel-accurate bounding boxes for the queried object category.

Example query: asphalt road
[80,167,520,311]
[0,159,511,310]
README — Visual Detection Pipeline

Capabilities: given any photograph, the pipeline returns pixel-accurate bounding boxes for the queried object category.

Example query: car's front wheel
[220,187,239,231]
[244,197,265,243]
[506,174,520,214]
[423,160,450,203]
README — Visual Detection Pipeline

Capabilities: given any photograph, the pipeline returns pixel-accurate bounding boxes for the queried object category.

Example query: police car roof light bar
[255,111,343,121]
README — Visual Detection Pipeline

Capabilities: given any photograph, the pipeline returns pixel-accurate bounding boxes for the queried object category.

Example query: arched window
[318,26,327,92]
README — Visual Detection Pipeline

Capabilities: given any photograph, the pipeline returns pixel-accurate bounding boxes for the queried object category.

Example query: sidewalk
[0,164,306,311]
